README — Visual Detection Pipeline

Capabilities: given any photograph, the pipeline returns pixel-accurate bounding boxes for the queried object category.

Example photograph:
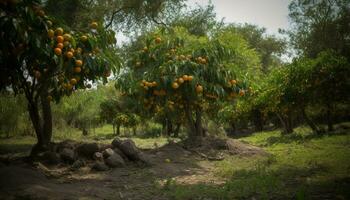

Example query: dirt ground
[0,142,226,200]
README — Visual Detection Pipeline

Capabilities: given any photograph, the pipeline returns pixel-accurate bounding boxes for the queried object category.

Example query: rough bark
[173,123,181,137]
[252,109,264,132]
[29,90,53,156]
[326,103,334,132]
[300,107,323,134]
[116,124,120,136]
[276,113,293,134]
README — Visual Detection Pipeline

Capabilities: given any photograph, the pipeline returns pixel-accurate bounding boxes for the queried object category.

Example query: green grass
[0,124,172,155]
[164,125,350,200]
[1,124,349,199]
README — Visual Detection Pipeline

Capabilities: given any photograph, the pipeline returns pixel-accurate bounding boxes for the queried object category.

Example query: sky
[117,0,292,44]
[187,0,292,35]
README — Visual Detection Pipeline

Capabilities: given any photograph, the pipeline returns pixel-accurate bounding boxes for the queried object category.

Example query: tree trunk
[167,119,173,137]
[116,124,120,136]
[29,93,53,156]
[133,127,137,136]
[195,109,203,137]
[231,121,236,135]
[300,107,322,134]
[252,109,264,132]
[326,103,333,132]
[276,113,293,134]
[174,123,181,137]
[112,124,115,135]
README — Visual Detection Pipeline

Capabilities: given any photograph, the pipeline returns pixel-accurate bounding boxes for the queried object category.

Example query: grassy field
[163,124,350,199]
[0,124,349,199]
[0,124,170,155]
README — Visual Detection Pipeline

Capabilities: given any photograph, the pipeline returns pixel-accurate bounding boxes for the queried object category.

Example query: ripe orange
[75,60,83,67]
[66,51,73,59]
[56,36,64,43]
[187,75,193,81]
[183,75,189,81]
[231,79,237,85]
[151,81,157,87]
[155,37,162,44]
[81,35,88,42]
[54,48,62,55]
[70,78,77,85]
[143,86,149,90]
[56,43,64,49]
[55,27,64,36]
[172,82,179,89]
[196,85,203,93]
[90,22,98,29]
[47,29,54,38]
[74,67,81,73]
[177,78,184,84]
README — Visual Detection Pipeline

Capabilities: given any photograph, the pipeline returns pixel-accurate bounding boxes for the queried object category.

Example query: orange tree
[0,0,118,155]
[116,28,249,141]
[258,51,350,134]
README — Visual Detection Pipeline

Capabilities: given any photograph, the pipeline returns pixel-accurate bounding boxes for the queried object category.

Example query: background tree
[286,0,350,59]
[116,27,250,143]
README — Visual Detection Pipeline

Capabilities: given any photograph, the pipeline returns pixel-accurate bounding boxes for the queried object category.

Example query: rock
[75,143,99,159]
[71,160,86,169]
[102,148,115,158]
[57,140,79,153]
[111,138,123,148]
[60,148,75,163]
[113,148,128,161]
[105,153,125,168]
[93,152,104,161]
[92,161,109,171]
[40,151,60,165]
[99,144,113,152]
[113,139,140,161]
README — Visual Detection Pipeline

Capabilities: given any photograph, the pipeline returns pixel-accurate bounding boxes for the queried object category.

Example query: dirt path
[0,143,224,200]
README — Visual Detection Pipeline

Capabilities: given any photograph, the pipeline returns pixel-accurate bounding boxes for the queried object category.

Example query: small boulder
[57,140,78,153]
[71,159,86,169]
[113,148,128,161]
[92,161,109,171]
[114,139,140,161]
[93,152,104,161]
[60,148,75,163]
[40,151,60,165]
[99,144,113,152]
[105,153,125,168]
[102,148,115,158]
[111,138,123,149]
[75,143,99,159]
